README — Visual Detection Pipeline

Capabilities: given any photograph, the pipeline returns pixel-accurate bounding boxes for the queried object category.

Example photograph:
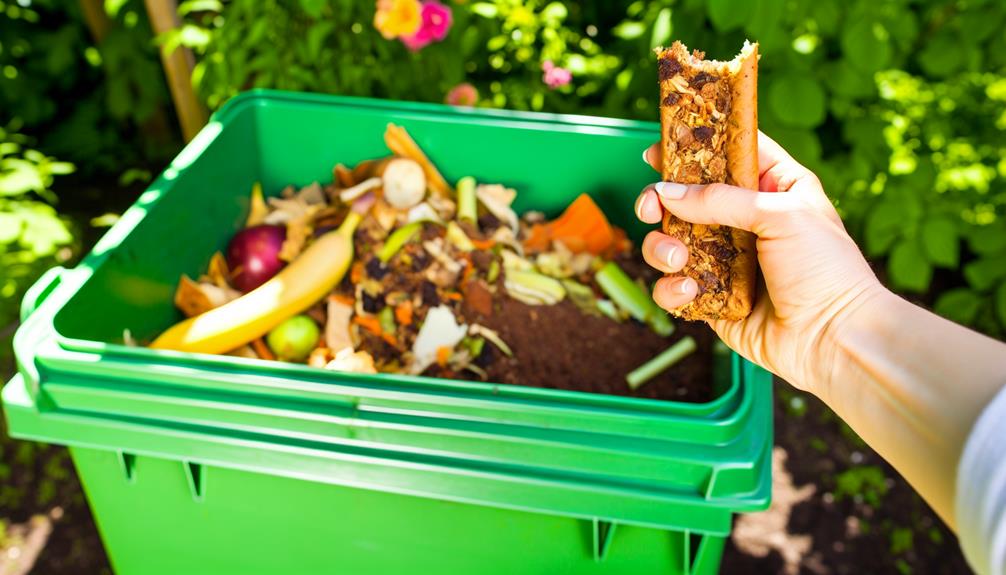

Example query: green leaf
[823,61,875,99]
[487,35,508,51]
[864,200,904,256]
[968,225,1006,256]
[0,159,45,195]
[769,74,826,128]
[708,0,751,32]
[919,33,964,78]
[0,213,21,243]
[965,256,1006,291]
[104,0,128,18]
[47,162,74,175]
[842,19,891,74]
[650,8,673,50]
[996,281,1006,329]
[177,0,223,16]
[934,288,983,326]
[542,2,568,23]
[470,3,498,18]
[920,217,959,268]
[612,21,646,40]
[298,0,326,18]
[888,239,932,293]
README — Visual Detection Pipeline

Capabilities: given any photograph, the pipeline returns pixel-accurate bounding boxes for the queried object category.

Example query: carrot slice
[395,301,413,326]
[350,261,364,284]
[251,338,276,361]
[436,346,451,367]
[521,194,615,255]
[353,315,383,336]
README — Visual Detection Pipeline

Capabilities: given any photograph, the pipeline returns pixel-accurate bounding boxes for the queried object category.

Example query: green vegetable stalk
[378,221,423,263]
[378,306,397,335]
[595,262,674,336]
[626,336,697,390]
[457,176,478,227]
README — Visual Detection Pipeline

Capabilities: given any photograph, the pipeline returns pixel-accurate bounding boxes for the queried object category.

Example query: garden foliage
[3,0,1006,335]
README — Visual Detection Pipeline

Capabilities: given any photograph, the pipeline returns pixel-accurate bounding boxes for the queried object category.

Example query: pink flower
[446,83,478,106]
[542,60,572,89]
[400,1,453,52]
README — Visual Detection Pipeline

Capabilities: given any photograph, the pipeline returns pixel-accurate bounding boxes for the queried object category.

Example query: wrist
[808,280,895,407]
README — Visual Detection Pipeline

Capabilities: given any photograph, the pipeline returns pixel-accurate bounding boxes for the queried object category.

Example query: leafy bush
[168,0,1006,336]
[0,0,174,174]
[0,126,74,323]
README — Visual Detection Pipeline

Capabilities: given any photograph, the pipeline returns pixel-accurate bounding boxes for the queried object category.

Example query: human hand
[635,132,886,393]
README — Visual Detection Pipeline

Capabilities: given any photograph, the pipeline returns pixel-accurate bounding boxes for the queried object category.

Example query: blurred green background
[5,0,1006,340]
[0,0,1002,572]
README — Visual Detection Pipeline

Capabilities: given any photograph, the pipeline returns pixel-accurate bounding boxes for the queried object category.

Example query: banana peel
[150,212,362,355]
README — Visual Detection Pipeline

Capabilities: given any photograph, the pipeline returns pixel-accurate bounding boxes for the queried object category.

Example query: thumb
[653,181,788,235]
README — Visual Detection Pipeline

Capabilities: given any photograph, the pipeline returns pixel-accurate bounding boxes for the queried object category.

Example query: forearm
[819,287,1006,529]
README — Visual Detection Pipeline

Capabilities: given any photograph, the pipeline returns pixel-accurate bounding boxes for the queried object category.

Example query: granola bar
[656,41,759,321]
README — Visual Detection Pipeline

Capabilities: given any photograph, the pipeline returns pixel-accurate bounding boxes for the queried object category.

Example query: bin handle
[20,266,65,322]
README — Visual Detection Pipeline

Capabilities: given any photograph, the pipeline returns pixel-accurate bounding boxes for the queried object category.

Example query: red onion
[226,224,287,292]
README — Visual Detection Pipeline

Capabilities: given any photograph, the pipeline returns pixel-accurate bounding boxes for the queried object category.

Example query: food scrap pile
[157,125,714,402]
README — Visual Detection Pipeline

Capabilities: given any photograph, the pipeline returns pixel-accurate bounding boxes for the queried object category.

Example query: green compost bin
[3,91,773,575]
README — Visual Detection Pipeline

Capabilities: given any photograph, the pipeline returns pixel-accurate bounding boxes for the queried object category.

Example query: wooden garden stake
[143,0,208,142]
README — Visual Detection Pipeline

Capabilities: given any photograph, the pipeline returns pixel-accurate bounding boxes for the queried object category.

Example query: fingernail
[679,278,694,294]
[642,148,649,164]
[634,194,644,220]
[654,242,678,269]
[654,182,688,200]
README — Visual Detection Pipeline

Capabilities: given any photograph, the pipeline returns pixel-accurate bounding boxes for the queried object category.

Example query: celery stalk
[595,262,651,322]
[595,262,674,337]
[626,336,697,390]
[378,221,423,263]
[457,176,478,227]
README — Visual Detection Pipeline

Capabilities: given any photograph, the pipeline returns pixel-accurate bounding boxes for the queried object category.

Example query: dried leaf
[174,275,216,317]
[372,198,401,231]
[246,182,269,227]
[206,252,231,288]
[334,164,354,188]
[325,348,378,374]
[279,212,314,262]
[308,347,334,368]
[476,184,519,231]
[407,202,444,225]
[296,182,326,205]
[227,345,258,359]
[264,196,314,225]
[326,299,354,353]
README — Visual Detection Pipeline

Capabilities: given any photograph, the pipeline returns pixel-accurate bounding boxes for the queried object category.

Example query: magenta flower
[446,83,479,106]
[400,1,453,52]
[542,60,572,89]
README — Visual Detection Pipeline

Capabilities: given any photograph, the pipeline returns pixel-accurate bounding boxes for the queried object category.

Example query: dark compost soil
[471,297,716,402]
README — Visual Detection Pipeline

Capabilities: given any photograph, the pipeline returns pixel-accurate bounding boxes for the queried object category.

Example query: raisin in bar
[656,41,759,321]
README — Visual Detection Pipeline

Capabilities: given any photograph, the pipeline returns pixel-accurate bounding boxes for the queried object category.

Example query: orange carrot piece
[436,346,451,367]
[470,237,496,250]
[522,194,615,255]
[444,291,463,301]
[251,338,275,361]
[329,294,356,306]
[350,261,364,284]
[395,301,413,326]
[353,315,383,336]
